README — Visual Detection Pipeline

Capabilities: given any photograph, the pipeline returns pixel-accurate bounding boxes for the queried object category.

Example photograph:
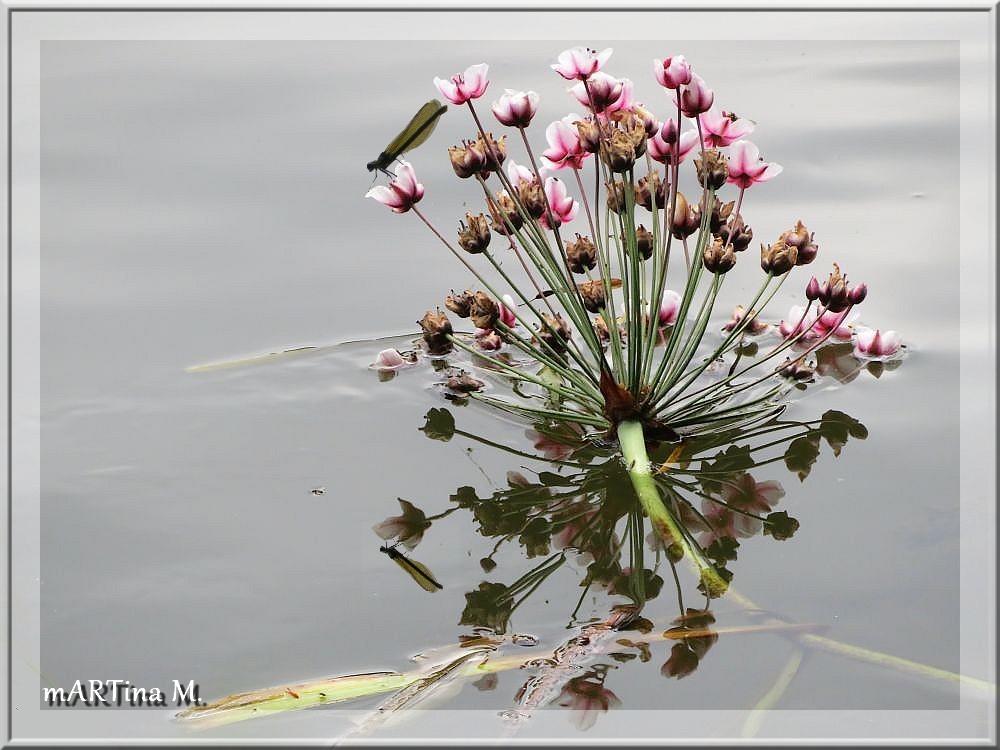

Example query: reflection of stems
[179,617,993,730]
[741,648,805,738]
[423,507,460,523]
[725,587,993,696]
[452,427,590,470]
[503,552,566,618]
[617,420,728,597]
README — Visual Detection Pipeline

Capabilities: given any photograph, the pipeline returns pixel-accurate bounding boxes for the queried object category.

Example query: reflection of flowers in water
[525,427,580,462]
[556,671,621,731]
[699,474,785,547]
[371,498,431,550]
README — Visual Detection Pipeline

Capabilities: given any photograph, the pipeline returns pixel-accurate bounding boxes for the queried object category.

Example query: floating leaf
[420,408,455,441]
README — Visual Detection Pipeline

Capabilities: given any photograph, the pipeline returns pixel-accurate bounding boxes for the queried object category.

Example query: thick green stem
[616,420,728,598]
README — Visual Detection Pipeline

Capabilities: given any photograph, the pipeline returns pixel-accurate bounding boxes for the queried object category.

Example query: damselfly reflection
[366,99,448,177]
[379,543,443,592]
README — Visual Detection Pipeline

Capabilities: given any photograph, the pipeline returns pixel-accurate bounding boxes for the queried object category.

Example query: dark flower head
[418,308,453,355]
[457,212,491,254]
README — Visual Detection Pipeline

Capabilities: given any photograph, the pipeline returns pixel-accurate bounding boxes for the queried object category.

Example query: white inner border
[4,5,996,744]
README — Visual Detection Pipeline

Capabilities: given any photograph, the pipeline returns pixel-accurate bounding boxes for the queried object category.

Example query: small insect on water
[310,486,327,496]
[366,99,448,177]
[379,542,443,592]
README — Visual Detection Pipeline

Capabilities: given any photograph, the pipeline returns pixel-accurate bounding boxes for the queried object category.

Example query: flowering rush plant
[367,47,902,596]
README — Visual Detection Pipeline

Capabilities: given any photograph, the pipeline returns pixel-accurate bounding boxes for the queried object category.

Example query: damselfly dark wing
[366,99,448,174]
[380,544,443,592]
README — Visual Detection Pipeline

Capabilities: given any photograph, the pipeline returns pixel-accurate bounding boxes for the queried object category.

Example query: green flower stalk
[366,47,888,572]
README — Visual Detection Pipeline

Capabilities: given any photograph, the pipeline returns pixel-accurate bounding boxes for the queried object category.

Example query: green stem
[616,420,728,598]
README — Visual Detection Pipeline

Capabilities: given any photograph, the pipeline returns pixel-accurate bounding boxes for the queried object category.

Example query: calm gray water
[39,40,964,739]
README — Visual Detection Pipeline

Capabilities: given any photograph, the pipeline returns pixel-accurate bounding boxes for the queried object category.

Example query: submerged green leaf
[784,435,821,481]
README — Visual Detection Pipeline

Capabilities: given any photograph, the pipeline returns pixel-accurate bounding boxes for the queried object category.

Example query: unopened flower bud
[671,191,700,240]
[488,191,524,235]
[695,149,728,190]
[601,130,637,173]
[444,289,475,317]
[850,282,868,305]
[717,215,753,252]
[534,313,572,356]
[703,237,736,274]
[577,279,606,313]
[805,276,821,300]
[419,309,453,355]
[660,118,679,145]
[635,172,667,211]
[607,180,628,214]
[516,178,546,220]
[636,225,654,260]
[797,239,819,265]
[760,239,797,275]
[566,233,598,273]
[457,213,492,254]
[448,141,487,179]
[470,291,499,330]
[575,118,602,154]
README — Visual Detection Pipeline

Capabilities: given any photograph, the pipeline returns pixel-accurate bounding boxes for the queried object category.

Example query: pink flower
[540,177,578,228]
[556,675,621,731]
[500,294,517,327]
[699,107,754,148]
[726,140,782,188]
[365,161,424,213]
[433,63,489,105]
[853,328,901,359]
[492,89,539,128]
[551,46,613,81]
[648,127,700,165]
[779,306,856,342]
[653,55,692,89]
[541,114,589,170]
[675,73,714,117]
[658,290,682,326]
[604,79,635,117]
[371,348,417,370]
[569,72,625,114]
[506,159,536,186]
